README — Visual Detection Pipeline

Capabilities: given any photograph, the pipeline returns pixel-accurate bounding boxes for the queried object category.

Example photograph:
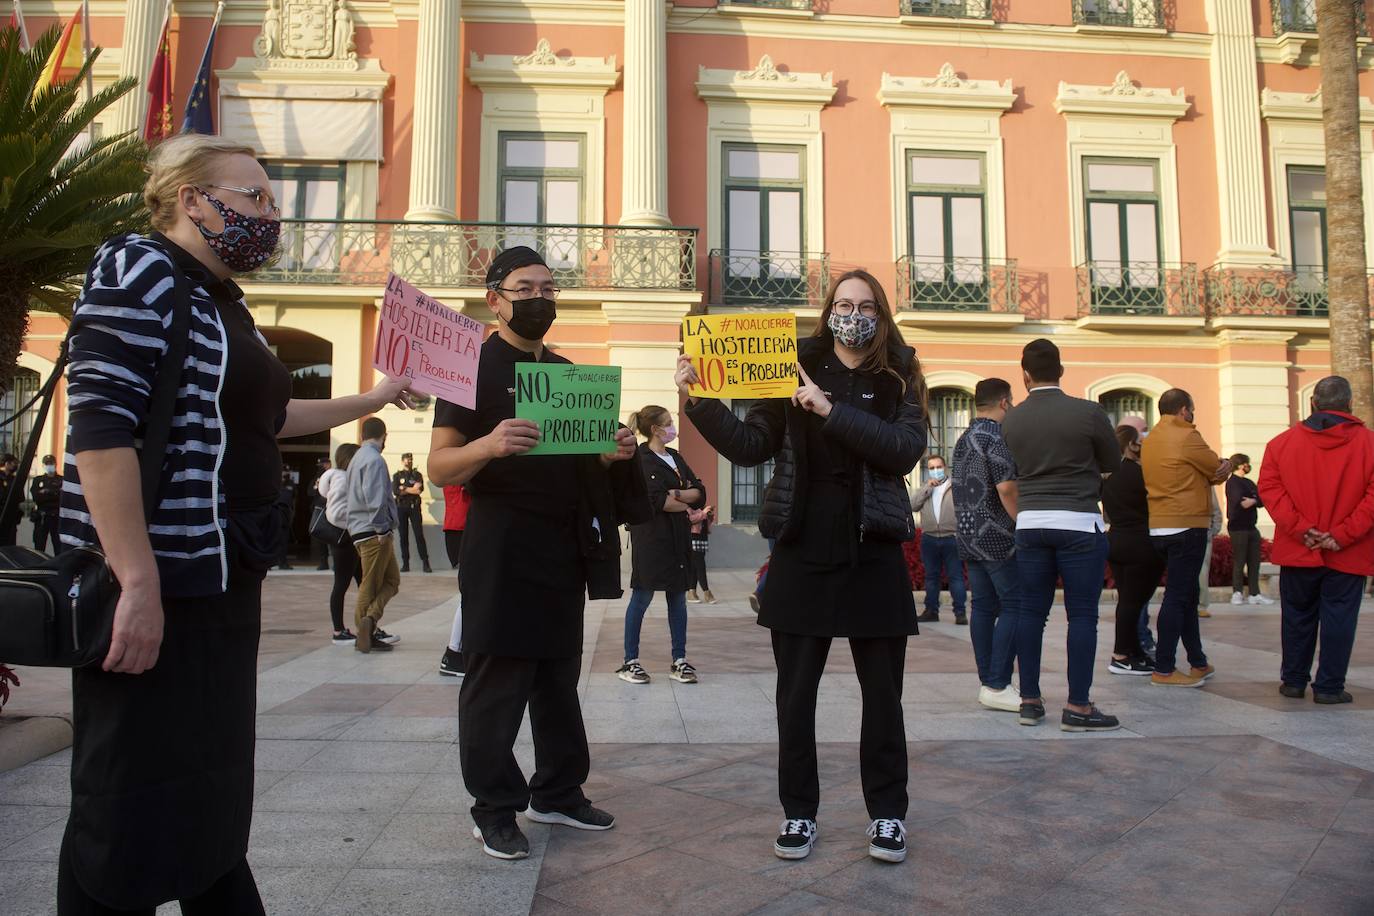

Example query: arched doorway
[928,386,974,475]
[1098,388,1154,429]
[262,328,333,563]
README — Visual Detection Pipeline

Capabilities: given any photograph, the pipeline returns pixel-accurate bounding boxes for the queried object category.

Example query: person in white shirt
[912,455,967,624]
[317,442,361,644]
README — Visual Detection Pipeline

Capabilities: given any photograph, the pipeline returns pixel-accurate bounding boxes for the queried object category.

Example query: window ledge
[1075,314,1205,330]
[1207,316,1330,333]
[898,15,996,29]
[897,311,1025,329]
[717,3,815,20]
[1073,23,1167,38]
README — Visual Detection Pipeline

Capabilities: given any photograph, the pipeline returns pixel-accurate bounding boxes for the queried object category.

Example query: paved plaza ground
[1,566,1372,914]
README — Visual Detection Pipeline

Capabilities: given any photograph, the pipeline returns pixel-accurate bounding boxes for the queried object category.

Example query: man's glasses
[495,284,561,300]
[832,299,879,318]
[202,185,281,218]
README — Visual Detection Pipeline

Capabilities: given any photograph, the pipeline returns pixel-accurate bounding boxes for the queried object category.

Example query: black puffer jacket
[685,336,926,543]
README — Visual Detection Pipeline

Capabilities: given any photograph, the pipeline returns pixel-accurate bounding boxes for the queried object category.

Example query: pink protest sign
[374,273,484,409]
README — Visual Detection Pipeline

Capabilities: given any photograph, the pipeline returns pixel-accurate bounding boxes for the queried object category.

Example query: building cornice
[1055,70,1190,119]
[1260,86,1374,123]
[878,64,1015,111]
[468,39,620,91]
[695,54,836,106]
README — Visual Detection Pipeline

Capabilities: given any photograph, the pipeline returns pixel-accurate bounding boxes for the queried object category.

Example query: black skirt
[62,565,263,909]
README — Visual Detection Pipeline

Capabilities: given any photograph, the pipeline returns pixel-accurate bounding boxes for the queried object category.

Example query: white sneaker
[978,684,1021,712]
[1248,594,1275,605]
[1231,591,1244,605]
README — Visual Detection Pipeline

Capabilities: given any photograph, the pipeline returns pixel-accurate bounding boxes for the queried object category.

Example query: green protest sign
[515,363,622,455]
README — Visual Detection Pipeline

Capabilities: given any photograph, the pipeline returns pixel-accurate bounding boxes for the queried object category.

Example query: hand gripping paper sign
[681,313,798,399]
[516,364,623,456]
[374,273,484,409]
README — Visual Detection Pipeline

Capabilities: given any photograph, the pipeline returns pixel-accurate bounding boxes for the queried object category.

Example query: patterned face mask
[828,310,878,349]
[195,190,280,273]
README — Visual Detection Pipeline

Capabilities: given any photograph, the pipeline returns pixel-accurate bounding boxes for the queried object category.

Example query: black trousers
[58,850,263,916]
[1109,529,1162,658]
[690,550,710,592]
[1231,528,1262,595]
[772,630,908,821]
[398,504,429,565]
[33,511,63,555]
[328,539,362,632]
[459,651,590,829]
[445,529,464,569]
[1280,566,1364,693]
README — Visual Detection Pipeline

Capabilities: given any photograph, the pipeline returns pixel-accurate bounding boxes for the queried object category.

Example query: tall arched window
[0,368,42,457]
[1098,388,1153,429]
[928,387,974,466]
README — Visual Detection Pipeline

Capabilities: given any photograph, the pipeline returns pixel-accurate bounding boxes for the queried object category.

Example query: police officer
[30,454,64,555]
[392,453,431,573]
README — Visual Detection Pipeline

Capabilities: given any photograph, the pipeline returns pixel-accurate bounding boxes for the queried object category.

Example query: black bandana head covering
[485,246,548,289]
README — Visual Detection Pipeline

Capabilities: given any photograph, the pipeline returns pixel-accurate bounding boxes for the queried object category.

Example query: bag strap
[137,262,192,523]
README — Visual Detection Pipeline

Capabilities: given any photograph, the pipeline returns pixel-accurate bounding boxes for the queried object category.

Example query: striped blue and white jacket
[59,233,242,597]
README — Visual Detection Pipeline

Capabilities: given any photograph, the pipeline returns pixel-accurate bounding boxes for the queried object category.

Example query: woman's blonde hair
[143,134,259,231]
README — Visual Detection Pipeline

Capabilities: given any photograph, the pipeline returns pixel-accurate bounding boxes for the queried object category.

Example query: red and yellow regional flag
[143,17,173,142]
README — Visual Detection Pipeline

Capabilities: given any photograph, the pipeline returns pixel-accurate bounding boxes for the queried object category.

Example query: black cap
[401,452,414,460]
[42,454,56,464]
[485,246,548,288]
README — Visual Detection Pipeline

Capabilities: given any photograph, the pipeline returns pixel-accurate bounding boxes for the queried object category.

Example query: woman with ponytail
[616,406,707,685]
[676,269,927,865]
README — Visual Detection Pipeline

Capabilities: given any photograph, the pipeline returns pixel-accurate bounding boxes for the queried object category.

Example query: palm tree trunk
[1318,0,1374,422]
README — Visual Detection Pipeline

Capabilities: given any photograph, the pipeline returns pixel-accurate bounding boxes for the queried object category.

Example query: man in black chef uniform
[392,452,432,573]
[428,247,638,861]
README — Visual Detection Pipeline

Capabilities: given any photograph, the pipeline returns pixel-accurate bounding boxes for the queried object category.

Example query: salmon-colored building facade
[13,0,1374,537]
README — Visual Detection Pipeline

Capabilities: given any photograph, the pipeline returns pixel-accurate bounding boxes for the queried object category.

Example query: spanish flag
[32,4,83,95]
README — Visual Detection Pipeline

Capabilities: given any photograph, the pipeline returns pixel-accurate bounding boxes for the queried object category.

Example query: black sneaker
[375,628,400,645]
[526,802,615,831]
[773,818,817,860]
[916,610,940,623]
[1109,656,1155,676]
[1314,690,1353,705]
[1061,706,1121,732]
[953,613,968,626]
[1279,683,1306,699]
[472,821,529,860]
[1018,702,1045,727]
[422,562,433,573]
[331,629,355,645]
[439,648,465,677]
[866,818,907,863]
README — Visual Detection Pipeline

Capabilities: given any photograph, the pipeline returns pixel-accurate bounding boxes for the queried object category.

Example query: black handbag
[0,260,191,668]
[309,504,346,546]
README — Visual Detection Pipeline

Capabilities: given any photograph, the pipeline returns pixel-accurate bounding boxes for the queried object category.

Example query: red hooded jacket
[442,485,471,532]
[1257,411,1374,575]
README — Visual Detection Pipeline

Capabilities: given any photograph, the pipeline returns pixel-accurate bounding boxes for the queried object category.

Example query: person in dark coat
[678,268,927,866]
[30,454,64,555]
[1102,424,1161,676]
[617,406,706,686]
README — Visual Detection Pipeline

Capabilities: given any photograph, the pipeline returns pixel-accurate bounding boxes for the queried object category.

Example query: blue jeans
[1280,566,1364,693]
[1015,528,1109,706]
[623,588,688,662]
[966,557,1023,690]
[1151,529,1210,675]
[920,534,966,615]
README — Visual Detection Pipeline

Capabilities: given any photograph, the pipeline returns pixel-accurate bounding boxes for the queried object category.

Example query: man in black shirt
[392,453,431,573]
[30,454,64,555]
[428,247,639,862]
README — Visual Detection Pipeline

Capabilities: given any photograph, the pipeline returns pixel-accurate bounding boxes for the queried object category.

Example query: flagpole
[12,0,29,50]
[81,0,92,100]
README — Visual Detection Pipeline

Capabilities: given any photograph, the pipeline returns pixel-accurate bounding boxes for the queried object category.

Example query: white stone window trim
[878,65,1015,264]
[469,40,620,225]
[1260,87,1374,270]
[1055,71,1189,269]
[696,55,837,254]
[1084,373,1170,425]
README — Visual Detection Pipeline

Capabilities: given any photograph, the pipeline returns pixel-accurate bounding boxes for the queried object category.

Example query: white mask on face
[43,464,56,475]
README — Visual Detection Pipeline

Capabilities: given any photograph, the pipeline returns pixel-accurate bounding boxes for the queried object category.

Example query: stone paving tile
[246,810,393,868]
[262,683,409,717]
[372,683,461,717]
[0,804,66,853]
[318,864,543,916]
[1275,874,1374,916]
[253,770,425,814]
[1300,830,1374,883]
[296,739,451,775]
[0,816,64,861]
[245,865,350,916]
[0,859,59,916]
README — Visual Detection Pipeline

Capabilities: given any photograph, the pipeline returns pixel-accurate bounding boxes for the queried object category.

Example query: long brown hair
[813,268,929,417]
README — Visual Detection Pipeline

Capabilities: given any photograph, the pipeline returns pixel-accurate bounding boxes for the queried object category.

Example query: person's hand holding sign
[674,353,702,401]
[601,426,637,467]
[367,374,421,411]
[485,418,541,458]
[792,364,833,418]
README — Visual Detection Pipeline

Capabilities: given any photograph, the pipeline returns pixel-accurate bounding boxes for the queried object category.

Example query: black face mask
[506,296,557,340]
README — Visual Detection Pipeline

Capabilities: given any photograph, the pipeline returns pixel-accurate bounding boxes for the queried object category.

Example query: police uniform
[392,466,430,569]
[30,470,64,555]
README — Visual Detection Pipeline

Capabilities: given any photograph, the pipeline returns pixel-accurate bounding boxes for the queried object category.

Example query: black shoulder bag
[0,262,192,668]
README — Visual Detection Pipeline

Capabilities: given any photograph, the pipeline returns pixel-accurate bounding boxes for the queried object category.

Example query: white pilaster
[406,0,461,220]
[1205,0,1282,267]
[109,0,164,135]
[619,0,670,226]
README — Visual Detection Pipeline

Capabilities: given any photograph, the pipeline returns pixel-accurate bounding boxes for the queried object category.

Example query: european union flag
[181,17,219,134]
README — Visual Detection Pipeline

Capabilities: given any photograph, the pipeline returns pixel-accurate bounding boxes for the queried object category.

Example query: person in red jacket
[1257,375,1374,705]
[439,484,472,677]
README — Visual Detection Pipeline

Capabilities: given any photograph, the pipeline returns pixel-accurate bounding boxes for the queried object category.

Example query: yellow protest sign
[682,313,798,399]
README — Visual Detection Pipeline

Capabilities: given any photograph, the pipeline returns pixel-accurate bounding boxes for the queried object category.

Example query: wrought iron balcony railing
[708,249,831,308]
[1271,0,1368,35]
[1199,265,1374,318]
[900,0,992,19]
[1075,261,1202,317]
[250,219,698,291]
[1071,0,1163,29]
[719,0,813,9]
[896,256,1019,313]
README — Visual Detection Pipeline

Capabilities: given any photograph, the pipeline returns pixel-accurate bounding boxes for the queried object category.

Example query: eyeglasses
[832,299,879,318]
[201,185,281,218]
[495,284,561,301]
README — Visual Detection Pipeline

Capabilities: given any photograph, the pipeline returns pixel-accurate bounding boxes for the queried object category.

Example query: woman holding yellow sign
[676,269,928,866]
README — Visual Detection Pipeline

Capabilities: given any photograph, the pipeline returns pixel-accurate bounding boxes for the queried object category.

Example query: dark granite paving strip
[262,683,408,716]
[1275,874,1374,916]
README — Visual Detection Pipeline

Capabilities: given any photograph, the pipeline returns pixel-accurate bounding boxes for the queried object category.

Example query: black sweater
[1102,458,1149,532]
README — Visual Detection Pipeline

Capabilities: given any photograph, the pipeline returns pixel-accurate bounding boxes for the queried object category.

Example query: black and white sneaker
[526,802,615,831]
[773,818,817,860]
[472,821,529,860]
[1061,705,1121,732]
[1108,656,1155,676]
[374,628,400,645]
[867,818,907,863]
[617,659,650,684]
[331,629,355,645]
[439,648,465,677]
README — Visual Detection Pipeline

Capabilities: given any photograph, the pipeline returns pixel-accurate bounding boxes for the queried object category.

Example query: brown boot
[703,590,718,604]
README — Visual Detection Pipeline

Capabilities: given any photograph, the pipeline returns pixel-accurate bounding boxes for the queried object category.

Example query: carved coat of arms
[255,0,357,63]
